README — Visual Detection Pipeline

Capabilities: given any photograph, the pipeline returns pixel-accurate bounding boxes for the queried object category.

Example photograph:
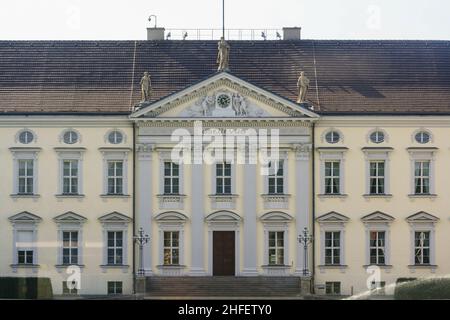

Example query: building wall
[314,116,450,296]
[0,116,133,295]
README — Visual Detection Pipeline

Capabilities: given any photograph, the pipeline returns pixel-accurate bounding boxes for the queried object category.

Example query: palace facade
[1,31,449,297]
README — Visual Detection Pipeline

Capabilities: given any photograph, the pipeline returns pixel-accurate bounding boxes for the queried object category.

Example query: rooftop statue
[217,37,230,72]
[140,71,152,102]
[297,71,310,104]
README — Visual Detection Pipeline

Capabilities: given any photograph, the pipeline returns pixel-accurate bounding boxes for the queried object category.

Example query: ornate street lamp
[298,227,313,276]
[134,227,150,277]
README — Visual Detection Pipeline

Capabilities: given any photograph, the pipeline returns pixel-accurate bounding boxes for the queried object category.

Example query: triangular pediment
[9,211,42,223]
[155,211,189,222]
[260,211,293,222]
[316,211,350,223]
[361,211,395,222]
[130,72,319,119]
[98,212,132,223]
[205,210,242,222]
[54,211,87,223]
[406,211,439,223]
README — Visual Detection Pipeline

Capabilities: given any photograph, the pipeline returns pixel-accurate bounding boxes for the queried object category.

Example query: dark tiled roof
[1,40,450,115]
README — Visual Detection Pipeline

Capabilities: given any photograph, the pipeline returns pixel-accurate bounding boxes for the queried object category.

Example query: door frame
[207,224,240,276]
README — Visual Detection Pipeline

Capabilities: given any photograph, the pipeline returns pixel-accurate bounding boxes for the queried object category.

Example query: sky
[0,0,449,40]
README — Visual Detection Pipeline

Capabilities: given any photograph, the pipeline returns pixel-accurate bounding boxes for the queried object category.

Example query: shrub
[0,277,53,299]
[394,277,450,300]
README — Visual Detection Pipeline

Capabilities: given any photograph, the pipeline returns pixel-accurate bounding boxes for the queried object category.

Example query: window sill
[363,264,393,269]
[363,194,393,198]
[100,264,129,268]
[10,264,40,268]
[100,194,131,198]
[208,194,239,198]
[318,264,348,269]
[408,264,437,268]
[261,264,292,269]
[10,194,40,199]
[55,194,85,198]
[156,265,187,269]
[408,194,437,198]
[55,264,85,268]
[318,194,348,199]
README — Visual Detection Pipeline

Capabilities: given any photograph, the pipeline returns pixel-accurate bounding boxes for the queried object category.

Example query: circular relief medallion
[217,94,231,108]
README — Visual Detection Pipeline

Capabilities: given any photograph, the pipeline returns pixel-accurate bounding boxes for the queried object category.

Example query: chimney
[283,27,301,40]
[147,27,165,40]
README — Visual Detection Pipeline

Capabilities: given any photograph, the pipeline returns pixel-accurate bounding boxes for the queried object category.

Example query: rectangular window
[370,281,386,295]
[62,231,79,265]
[216,162,232,194]
[18,159,34,194]
[414,231,430,265]
[62,281,78,295]
[16,230,34,265]
[163,231,180,265]
[324,231,341,265]
[107,281,123,295]
[63,160,78,194]
[107,231,123,265]
[164,162,179,194]
[414,161,430,194]
[324,161,340,194]
[369,161,385,194]
[369,231,385,265]
[107,161,124,195]
[268,231,284,265]
[325,282,341,295]
[268,160,284,194]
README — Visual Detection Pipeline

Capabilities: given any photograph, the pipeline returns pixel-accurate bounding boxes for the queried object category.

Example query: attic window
[325,131,340,144]
[415,131,430,144]
[63,130,79,144]
[370,131,385,144]
[18,130,34,144]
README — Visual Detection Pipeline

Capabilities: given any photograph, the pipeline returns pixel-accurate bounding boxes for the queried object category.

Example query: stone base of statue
[135,275,147,296]
[300,276,313,295]
[134,101,152,111]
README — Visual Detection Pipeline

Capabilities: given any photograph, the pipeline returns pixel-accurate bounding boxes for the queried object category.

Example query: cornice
[317,116,450,127]
[136,118,313,128]
[0,116,131,128]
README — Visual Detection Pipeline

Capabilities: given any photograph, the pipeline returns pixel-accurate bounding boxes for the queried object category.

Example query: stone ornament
[297,71,310,103]
[140,71,152,102]
[217,37,230,72]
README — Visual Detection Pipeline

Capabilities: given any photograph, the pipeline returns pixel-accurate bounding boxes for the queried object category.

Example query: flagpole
[222,0,225,39]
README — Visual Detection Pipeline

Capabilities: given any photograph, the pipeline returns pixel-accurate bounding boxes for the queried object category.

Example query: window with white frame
[163,231,180,265]
[107,231,123,265]
[63,130,79,144]
[18,159,34,194]
[216,162,231,194]
[268,231,284,265]
[324,231,341,265]
[18,130,35,144]
[16,230,34,265]
[107,161,123,195]
[324,161,340,195]
[369,131,385,144]
[369,231,386,265]
[415,131,431,144]
[62,160,79,194]
[107,281,123,295]
[107,131,124,144]
[164,162,180,194]
[369,161,385,194]
[325,131,341,144]
[414,231,430,265]
[268,160,284,194]
[325,282,341,295]
[414,161,430,194]
[62,231,79,265]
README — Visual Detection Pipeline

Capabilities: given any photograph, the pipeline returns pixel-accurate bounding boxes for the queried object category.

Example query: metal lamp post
[134,227,150,277]
[298,227,313,276]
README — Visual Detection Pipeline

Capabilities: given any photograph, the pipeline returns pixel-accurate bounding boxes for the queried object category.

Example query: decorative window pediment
[361,211,395,223]
[155,211,189,223]
[53,212,87,223]
[260,211,293,223]
[406,211,439,223]
[9,211,42,223]
[316,212,350,223]
[98,212,132,223]
[205,210,242,223]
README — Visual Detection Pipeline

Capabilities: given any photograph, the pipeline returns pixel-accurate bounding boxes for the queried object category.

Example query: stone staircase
[145,276,302,297]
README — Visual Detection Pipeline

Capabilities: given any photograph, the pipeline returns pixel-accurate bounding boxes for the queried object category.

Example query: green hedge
[0,277,53,299]
[394,277,450,300]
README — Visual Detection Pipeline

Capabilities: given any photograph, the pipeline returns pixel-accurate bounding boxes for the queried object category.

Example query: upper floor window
[108,131,123,144]
[415,131,430,144]
[63,130,79,144]
[369,161,385,194]
[107,161,123,195]
[324,231,341,265]
[325,131,340,144]
[370,131,385,144]
[62,160,79,195]
[164,162,179,194]
[216,162,231,195]
[414,161,430,194]
[268,160,284,194]
[324,161,340,194]
[18,130,35,144]
[18,160,34,194]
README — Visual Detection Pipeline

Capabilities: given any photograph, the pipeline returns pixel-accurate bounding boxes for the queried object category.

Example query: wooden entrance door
[213,231,235,276]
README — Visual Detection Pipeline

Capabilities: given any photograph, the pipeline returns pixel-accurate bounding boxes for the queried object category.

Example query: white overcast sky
[0,0,449,40]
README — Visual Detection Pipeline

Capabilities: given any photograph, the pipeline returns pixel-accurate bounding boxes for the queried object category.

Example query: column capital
[292,143,312,161]
[137,143,154,160]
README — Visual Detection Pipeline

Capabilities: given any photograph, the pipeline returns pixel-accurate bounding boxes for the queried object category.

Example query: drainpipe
[132,122,136,294]
[311,122,316,292]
